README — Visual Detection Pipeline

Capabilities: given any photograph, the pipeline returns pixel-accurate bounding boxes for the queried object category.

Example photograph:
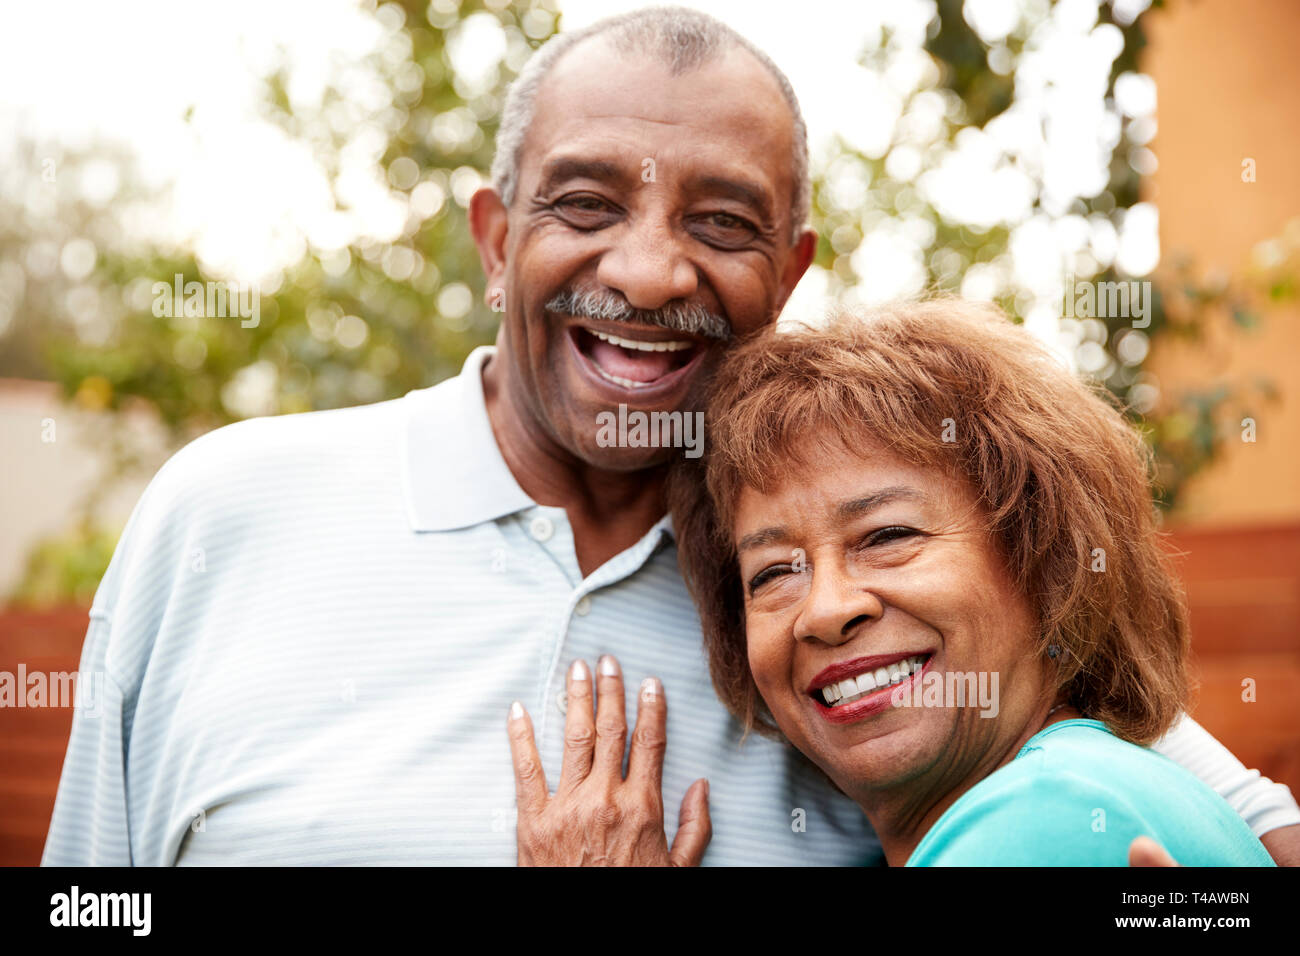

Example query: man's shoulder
[147,395,415,506]
[183,396,408,469]
[89,393,427,623]
[154,370,472,499]
[102,397,415,586]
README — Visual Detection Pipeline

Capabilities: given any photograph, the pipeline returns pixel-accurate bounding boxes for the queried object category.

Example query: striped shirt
[41,346,875,865]
[42,347,1299,865]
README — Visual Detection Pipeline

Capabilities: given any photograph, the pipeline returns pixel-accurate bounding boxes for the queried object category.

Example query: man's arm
[41,611,133,865]
[40,434,198,867]
[1259,825,1300,867]
[1151,714,1300,865]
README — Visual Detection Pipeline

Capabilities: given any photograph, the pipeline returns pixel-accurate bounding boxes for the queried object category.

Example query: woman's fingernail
[640,677,660,701]
[509,701,524,720]
[599,656,619,677]
[570,659,588,681]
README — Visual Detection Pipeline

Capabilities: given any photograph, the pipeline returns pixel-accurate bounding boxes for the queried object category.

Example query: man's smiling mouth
[569,323,706,391]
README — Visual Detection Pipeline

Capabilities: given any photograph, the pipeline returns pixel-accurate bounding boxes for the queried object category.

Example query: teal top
[906,719,1275,866]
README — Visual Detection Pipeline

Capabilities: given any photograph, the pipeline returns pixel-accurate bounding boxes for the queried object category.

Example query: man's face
[476,39,814,471]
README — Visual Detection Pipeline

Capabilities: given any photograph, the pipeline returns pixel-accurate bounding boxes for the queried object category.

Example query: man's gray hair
[489,5,811,242]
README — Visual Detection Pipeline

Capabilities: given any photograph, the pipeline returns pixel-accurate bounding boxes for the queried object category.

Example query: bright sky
[0,0,1158,350]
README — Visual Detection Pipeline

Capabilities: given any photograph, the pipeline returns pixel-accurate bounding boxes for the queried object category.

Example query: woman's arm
[505,654,711,866]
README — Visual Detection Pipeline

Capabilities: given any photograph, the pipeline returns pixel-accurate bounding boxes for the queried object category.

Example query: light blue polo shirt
[41,346,879,866]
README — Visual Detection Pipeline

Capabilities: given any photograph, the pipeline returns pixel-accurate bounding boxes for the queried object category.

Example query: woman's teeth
[589,329,693,352]
[820,655,927,707]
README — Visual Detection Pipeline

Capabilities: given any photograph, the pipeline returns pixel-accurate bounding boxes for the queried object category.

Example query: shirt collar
[401,345,535,532]
[400,344,677,546]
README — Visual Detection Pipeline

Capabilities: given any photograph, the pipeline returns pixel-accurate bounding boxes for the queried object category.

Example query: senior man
[44,6,1300,866]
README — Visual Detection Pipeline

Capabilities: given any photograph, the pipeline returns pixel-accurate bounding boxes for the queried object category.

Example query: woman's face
[733,438,1050,803]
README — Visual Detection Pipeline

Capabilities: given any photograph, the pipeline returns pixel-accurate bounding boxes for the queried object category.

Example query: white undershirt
[1154,715,1300,838]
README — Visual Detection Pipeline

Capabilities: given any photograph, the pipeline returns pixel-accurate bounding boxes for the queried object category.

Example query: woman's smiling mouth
[806,651,935,724]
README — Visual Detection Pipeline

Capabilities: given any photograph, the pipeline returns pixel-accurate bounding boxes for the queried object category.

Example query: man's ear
[469,186,509,306]
[774,227,818,315]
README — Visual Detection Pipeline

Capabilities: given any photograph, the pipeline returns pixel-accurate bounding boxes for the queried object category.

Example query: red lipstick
[807,652,935,726]
[806,651,932,693]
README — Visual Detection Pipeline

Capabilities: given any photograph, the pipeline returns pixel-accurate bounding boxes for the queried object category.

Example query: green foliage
[33,0,561,441]
[11,521,121,608]
[7,0,562,604]
[6,0,1294,604]
[814,0,1289,510]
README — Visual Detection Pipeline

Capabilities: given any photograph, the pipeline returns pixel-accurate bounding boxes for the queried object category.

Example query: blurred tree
[29,0,560,439]
[812,0,1290,509]
[4,0,1294,604]
[7,0,561,603]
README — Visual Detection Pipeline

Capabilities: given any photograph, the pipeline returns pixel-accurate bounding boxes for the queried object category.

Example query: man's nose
[595,215,698,311]
[793,564,885,646]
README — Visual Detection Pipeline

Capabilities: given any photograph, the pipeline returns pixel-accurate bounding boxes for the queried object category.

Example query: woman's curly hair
[669,296,1190,745]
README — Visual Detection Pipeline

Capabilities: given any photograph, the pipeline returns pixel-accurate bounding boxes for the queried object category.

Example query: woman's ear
[469,186,509,302]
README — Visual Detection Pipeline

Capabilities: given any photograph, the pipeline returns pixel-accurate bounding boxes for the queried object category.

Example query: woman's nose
[793,566,885,645]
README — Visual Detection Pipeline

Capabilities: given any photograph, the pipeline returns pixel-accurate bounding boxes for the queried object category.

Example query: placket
[530,512,675,773]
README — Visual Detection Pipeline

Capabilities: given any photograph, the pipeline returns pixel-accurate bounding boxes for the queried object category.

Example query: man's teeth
[590,329,693,352]
[819,656,926,707]
[592,365,654,389]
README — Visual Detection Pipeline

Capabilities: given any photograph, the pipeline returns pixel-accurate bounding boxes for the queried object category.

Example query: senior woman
[506,297,1274,866]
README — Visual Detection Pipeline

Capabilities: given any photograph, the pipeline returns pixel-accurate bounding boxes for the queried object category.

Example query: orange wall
[1143,0,1300,529]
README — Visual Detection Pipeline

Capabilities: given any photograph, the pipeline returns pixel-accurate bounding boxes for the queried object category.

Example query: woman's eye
[747,564,792,594]
[866,526,919,546]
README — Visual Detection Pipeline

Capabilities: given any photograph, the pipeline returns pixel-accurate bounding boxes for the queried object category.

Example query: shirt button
[529,516,554,542]
[574,596,592,617]
[555,689,568,714]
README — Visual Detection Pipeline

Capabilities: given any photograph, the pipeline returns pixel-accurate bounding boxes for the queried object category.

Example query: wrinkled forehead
[520,37,798,203]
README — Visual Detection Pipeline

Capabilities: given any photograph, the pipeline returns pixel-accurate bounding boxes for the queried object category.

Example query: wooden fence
[3,523,1297,865]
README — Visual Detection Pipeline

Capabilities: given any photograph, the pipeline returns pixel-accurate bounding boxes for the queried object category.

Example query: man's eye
[563,195,608,211]
[689,212,758,247]
[553,194,618,228]
[709,212,749,229]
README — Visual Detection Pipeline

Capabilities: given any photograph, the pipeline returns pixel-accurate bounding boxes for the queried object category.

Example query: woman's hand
[506,654,712,866]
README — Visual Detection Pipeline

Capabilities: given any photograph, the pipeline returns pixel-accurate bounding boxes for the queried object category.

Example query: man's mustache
[545,287,731,342]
